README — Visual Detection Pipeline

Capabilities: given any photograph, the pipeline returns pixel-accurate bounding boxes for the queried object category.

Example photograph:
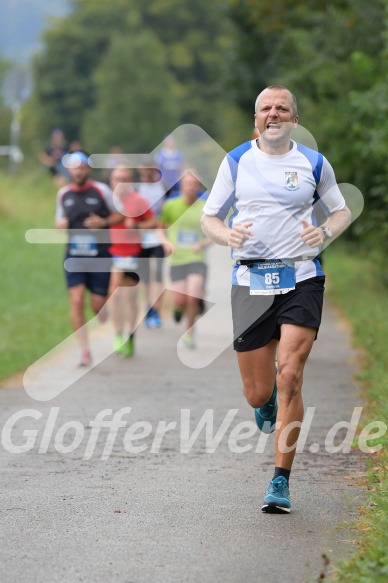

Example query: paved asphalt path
[0,246,365,583]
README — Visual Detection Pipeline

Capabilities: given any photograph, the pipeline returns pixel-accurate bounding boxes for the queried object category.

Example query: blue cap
[65,151,89,168]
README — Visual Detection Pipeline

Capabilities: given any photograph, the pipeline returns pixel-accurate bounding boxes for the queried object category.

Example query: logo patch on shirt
[85,197,99,205]
[285,172,299,190]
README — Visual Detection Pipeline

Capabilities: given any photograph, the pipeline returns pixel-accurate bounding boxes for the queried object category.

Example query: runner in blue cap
[55,151,124,366]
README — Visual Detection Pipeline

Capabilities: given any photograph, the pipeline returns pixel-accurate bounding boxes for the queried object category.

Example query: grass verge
[323,245,388,582]
[0,168,72,382]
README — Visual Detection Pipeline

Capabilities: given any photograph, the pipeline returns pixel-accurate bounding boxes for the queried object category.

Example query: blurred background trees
[0,57,12,146]
[31,0,237,149]
[230,0,388,263]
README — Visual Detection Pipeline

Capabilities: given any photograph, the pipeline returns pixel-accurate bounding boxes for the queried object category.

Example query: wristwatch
[320,225,332,240]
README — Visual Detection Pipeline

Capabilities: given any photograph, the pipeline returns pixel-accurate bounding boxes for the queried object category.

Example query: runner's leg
[90,292,107,318]
[237,339,278,408]
[108,269,125,336]
[275,323,316,470]
[68,284,89,354]
[185,273,205,332]
[126,284,139,333]
[172,279,187,312]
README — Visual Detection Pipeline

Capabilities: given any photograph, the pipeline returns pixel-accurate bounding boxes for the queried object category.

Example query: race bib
[177,230,199,246]
[69,234,98,256]
[249,260,296,295]
[141,231,160,247]
[112,256,139,271]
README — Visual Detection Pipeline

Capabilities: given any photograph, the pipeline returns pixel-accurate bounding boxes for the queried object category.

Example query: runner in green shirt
[159,171,211,348]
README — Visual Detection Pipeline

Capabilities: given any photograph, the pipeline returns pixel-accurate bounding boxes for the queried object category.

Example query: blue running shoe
[261,476,291,514]
[254,382,278,434]
[145,307,162,329]
[151,309,161,328]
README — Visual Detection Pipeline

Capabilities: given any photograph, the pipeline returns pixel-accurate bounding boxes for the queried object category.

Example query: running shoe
[261,476,291,514]
[173,307,183,323]
[113,334,126,354]
[183,333,196,349]
[151,309,162,328]
[145,308,154,328]
[77,352,92,367]
[145,307,162,328]
[254,381,278,434]
[122,335,135,357]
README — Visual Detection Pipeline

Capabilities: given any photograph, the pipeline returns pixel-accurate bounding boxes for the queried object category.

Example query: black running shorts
[138,245,165,284]
[64,251,112,296]
[232,276,325,352]
[170,262,207,282]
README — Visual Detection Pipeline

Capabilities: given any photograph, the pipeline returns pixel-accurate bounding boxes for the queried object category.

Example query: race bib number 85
[249,260,296,295]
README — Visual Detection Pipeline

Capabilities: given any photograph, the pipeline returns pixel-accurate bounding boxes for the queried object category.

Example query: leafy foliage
[32,0,237,149]
[230,0,388,275]
[33,3,119,140]
[81,28,180,152]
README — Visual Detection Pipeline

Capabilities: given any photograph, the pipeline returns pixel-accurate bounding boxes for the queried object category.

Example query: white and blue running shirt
[203,140,346,285]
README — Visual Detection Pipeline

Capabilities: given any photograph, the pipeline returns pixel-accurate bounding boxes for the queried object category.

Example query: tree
[81,30,180,153]
[135,0,236,138]
[0,58,13,150]
[33,5,120,141]
[343,0,388,269]
[229,0,388,273]
[31,0,238,147]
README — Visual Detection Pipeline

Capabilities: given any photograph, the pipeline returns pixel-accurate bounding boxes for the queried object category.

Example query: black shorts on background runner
[138,245,165,284]
[170,262,207,282]
[64,251,112,296]
[232,276,325,352]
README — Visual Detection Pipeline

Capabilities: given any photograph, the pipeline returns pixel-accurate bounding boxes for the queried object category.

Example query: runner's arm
[201,214,253,249]
[300,206,351,248]
[301,157,352,247]
[84,212,124,229]
[322,206,351,238]
[54,187,69,229]
[200,215,229,246]
[125,214,157,230]
[55,218,69,229]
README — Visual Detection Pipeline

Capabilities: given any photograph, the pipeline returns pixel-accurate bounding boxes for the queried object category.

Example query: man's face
[139,167,157,183]
[51,130,65,146]
[69,163,90,186]
[254,89,298,148]
[110,168,133,195]
[181,173,201,203]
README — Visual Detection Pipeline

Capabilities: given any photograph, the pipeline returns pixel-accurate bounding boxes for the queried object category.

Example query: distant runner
[55,151,123,366]
[108,166,157,357]
[160,171,211,349]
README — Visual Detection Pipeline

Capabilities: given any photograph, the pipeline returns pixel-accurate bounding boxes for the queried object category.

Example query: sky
[0,0,69,62]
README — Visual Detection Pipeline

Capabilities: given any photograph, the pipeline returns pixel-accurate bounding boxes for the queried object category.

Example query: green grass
[0,168,72,381]
[323,245,388,582]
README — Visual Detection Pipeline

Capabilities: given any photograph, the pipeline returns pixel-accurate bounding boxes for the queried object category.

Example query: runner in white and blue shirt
[201,85,352,515]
